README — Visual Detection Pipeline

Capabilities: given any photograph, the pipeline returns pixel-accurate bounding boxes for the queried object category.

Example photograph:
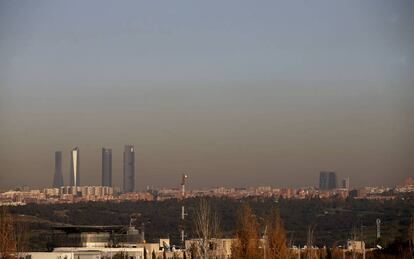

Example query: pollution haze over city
[2,1,414,258]
[1,0,413,191]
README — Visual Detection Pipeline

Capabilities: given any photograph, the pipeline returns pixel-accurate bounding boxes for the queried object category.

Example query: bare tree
[189,241,200,259]
[0,207,16,259]
[14,220,29,258]
[409,214,414,259]
[265,209,289,259]
[305,224,316,259]
[231,203,261,259]
[193,199,220,259]
[330,244,343,259]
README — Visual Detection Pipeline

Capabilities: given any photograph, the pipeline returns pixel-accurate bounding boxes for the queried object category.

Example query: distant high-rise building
[53,151,64,187]
[319,171,337,190]
[342,177,350,190]
[70,147,80,187]
[328,172,338,189]
[319,171,329,190]
[102,148,112,187]
[123,145,135,192]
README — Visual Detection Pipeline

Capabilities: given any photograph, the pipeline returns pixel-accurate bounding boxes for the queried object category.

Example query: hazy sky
[0,1,413,190]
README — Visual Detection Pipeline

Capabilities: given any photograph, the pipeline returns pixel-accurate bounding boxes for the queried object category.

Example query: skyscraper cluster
[53,145,135,192]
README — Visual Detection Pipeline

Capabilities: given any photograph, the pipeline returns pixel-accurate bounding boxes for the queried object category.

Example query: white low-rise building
[20,247,145,259]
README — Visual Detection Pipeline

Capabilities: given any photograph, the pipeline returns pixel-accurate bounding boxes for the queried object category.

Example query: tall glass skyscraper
[319,171,329,190]
[123,145,135,192]
[328,172,338,190]
[53,151,64,187]
[102,148,112,186]
[70,147,80,187]
[319,171,337,190]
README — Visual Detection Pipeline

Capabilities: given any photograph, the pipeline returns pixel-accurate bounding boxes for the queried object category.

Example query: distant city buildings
[61,185,115,198]
[319,171,337,190]
[123,145,135,193]
[51,145,136,193]
[319,172,329,190]
[3,177,414,206]
[101,148,112,187]
[9,147,407,205]
[70,147,80,187]
[328,172,338,189]
[53,151,64,187]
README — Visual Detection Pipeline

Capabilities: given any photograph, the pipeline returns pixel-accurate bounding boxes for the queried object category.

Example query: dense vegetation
[8,197,414,251]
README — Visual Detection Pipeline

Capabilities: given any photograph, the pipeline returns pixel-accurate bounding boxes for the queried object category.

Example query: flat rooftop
[53,225,126,233]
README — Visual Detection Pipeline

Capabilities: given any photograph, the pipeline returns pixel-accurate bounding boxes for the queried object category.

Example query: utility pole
[180,173,188,247]
[361,220,366,259]
[263,225,267,259]
[352,226,358,259]
[376,218,381,239]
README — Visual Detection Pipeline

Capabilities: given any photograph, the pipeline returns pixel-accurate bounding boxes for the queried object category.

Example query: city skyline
[47,147,362,191]
[1,1,413,257]
[0,138,412,190]
[1,1,413,190]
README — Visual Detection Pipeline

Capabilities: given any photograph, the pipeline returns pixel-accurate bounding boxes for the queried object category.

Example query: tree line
[3,197,414,258]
